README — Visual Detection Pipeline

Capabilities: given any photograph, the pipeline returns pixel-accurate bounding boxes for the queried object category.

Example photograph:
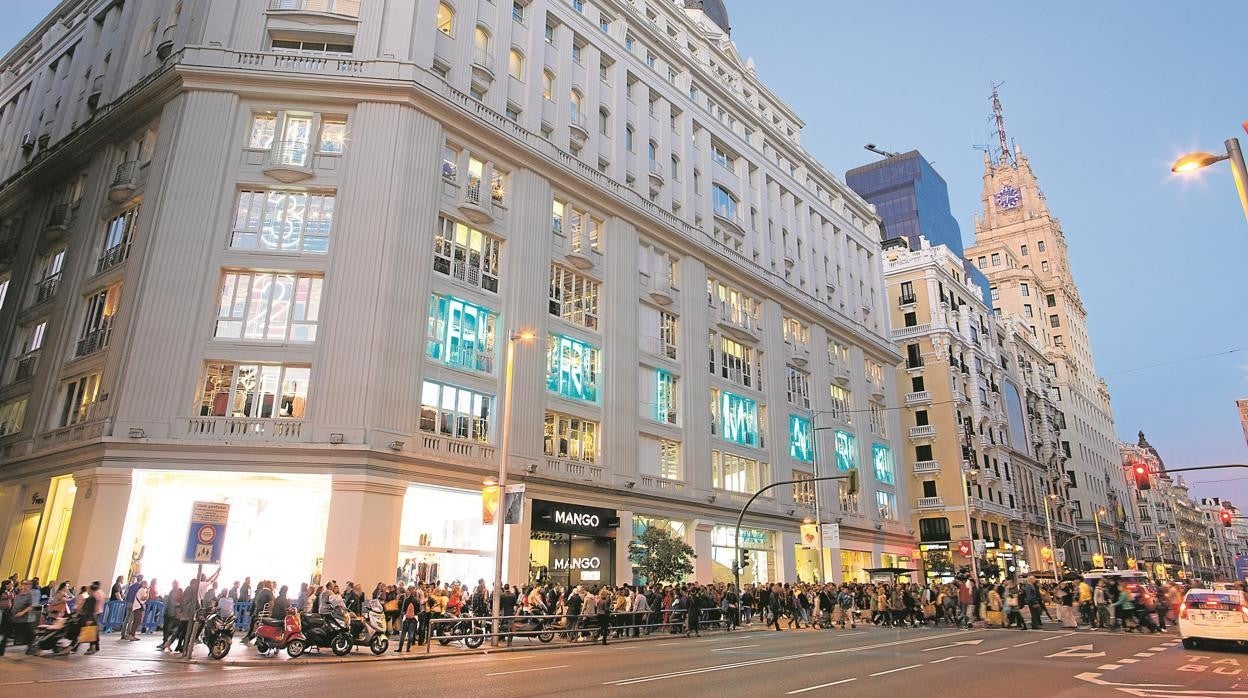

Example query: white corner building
[0,0,909,590]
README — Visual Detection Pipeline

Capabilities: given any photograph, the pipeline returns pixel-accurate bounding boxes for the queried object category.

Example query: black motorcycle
[434,612,487,649]
[509,609,556,643]
[200,609,236,660]
[298,612,352,656]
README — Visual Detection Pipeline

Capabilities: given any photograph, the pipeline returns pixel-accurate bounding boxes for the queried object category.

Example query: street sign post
[184,501,229,565]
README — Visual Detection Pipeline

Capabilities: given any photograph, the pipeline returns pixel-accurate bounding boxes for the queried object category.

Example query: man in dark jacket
[1022,576,1042,629]
[767,584,784,631]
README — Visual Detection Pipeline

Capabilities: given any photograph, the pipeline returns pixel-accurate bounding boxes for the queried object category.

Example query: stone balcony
[908,425,936,440]
[913,460,940,476]
[180,416,308,442]
[904,390,932,406]
[916,496,945,509]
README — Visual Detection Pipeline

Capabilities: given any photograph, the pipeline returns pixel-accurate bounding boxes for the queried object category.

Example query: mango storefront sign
[531,499,618,535]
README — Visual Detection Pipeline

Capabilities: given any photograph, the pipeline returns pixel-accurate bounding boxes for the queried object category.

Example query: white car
[1179,588,1248,648]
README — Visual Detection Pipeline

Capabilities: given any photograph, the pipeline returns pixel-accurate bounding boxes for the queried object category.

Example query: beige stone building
[967,143,1137,570]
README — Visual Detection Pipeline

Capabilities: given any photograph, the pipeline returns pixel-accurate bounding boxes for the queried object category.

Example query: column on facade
[321,473,407,585]
[500,169,554,464]
[615,509,634,584]
[603,217,640,482]
[759,298,787,491]
[504,494,533,587]
[57,468,133,587]
[677,256,710,493]
[692,519,714,581]
[312,102,442,444]
[111,90,240,437]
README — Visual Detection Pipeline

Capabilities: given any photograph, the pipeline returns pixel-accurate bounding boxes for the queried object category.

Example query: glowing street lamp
[1170,136,1248,223]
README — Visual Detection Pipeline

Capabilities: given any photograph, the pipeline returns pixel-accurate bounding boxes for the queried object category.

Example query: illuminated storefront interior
[118,471,330,588]
[397,484,495,586]
[0,475,76,581]
[711,525,774,585]
[841,549,871,582]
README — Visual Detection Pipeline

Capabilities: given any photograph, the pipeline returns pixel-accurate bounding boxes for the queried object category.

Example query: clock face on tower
[994,185,1022,210]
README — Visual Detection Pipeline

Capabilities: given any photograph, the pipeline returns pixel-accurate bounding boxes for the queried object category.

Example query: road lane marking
[1134,652,1155,657]
[710,644,760,652]
[869,664,921,677]
[1098,664,1121,670]
[1147,646,1167,652]
[977,647,1010,655]
[656,643,679,647]
[929,655,964,664]
[1117,658,1139,664]
[1012,641,1039,647]
[603,629,980,686]
[921,639,983,652]
[785,678,857,694]
[485,665,569,677]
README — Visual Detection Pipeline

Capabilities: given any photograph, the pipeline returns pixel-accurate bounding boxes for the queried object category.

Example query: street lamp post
[960,464,980,581]
[1094,508,1106,565]
[1042,493,1060,578]
[808,421,840,585]
[1171,137,1248,224]
[490,330,534,647]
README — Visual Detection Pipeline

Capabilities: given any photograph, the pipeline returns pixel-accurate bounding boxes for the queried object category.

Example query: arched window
[598,107,609,135]
[542,70,555,101]
[647,140,657,163]
[570,90,583,122]
[712,183,737,219]
[508,48,524,80]
[474,26,489,51]
[625,124,635,152]
[670,154,680,180]
[437,3,455,36]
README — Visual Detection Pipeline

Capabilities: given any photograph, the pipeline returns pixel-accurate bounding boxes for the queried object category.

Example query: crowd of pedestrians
[0,570,1211,657]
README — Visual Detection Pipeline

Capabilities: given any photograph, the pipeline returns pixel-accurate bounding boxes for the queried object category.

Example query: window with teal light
[876,490,897,521]
[546,334,600,402]
[872,442,895,484]
[789,414,812,462]
[426,294,496,373]
[655,370,677,424]
[834,430,857,471]
[719,391,758,446]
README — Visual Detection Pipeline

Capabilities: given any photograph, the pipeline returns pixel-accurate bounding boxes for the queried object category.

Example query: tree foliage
[628,526,695,585]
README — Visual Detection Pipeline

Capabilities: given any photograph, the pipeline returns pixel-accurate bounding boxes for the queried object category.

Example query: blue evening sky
[2,2,1246,500]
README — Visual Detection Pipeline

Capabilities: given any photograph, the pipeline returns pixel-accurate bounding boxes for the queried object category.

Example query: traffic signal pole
[732,471,858,591]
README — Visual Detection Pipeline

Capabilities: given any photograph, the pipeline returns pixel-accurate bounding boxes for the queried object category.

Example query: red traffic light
[1131,462,1151,490]
[1222,509,1234,527]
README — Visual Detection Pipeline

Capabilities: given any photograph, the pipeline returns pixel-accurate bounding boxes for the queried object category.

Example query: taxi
[1179,588,1248,648]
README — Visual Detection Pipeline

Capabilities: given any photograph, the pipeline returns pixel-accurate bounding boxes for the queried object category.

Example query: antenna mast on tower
[991,81,1012,165]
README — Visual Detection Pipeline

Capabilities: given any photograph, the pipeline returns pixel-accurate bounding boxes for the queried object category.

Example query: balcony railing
[75,318,113,358]
[13,351,38,381]
[183,416,308,441]
[639,334,677,361]
[891,323,931,340]
[639,475,685,493]
[898,293,917,307]
[47,203,74,229]
[905,391,932,406]
[913,459,940,475]
[472,47,494,72]
[418,433,496,464]
[112,160,137,187]
[269,139,309,167]
[35,273,61,304]
[541,456,604,482]
[268,0,361,17]
[909,425,935,439]
[96,241,130,274]
[916,496,945,509]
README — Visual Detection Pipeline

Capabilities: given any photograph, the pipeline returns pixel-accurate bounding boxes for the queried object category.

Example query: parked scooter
[254,605,307,658]
[200,608,236,660]
[509,609,556,643]
[299,610,352,656]
[348,599,389,655]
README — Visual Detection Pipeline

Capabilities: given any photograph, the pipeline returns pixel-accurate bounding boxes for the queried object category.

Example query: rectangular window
[872,442,895,484]
[977,256,986,268]
[792,470,815,507]
[544,411,598,462]
[1050,314,1060,328]
[0,275,8,310]
[77,284,121,356]
[442,146,459,180]
[1020,282,1029,296]
[546,334,601,402]
[711,450,761,493]
[548,264,599,329]
[868,403,887,436]
[318,117,347,154]
[1037,240,1046,252]
[248,111,277,149]
[719,336,757,389]
[990,253,1001,266]
[789,414,812,463]
[58,373,101,428]
[718,391,759,447]
[231,189,334,253]
[512,1,525,23]
[659,311,678,360]
[990,287,999,301]
[1020,244,1028,256]
[711,143,733,168]
[785,365,810,408]
[427,294,496,373]
[828,384,851,423]
[0,397,26,436]
[1046,293,1056,308]
[97,206,139,273]
[197,363,309,419]
[1023,304,1033,317]
[433,216,501,293]
[834,430,857,471]
[655,370,677,424]
[1041,261,1049,272]
[876,490,897,521]
[658,439,680,480]
[214,272,322,342]
[419,380,493,443]
[919,517,949,542]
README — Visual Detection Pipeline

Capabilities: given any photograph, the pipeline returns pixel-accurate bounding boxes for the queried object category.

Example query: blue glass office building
[846,151,992,302]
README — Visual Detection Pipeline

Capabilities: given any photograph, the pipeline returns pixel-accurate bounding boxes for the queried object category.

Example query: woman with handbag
[79,586,101,655]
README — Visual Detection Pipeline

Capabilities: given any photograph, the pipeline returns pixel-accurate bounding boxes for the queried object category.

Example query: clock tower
[964,90,1135,572]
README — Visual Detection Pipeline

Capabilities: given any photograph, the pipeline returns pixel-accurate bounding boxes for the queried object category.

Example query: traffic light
[739,549,751,569]
[1131,462,1151,490]
[846,468,860,496]
[1221,509,1234,528]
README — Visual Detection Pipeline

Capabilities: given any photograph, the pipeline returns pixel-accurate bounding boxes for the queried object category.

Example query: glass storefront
[528,500,617,588]
[841,549,871,582]
[711,525,774,585]
[397,484,496,586]
[794,545,819,583]
[631,516,688,586]
[119,470,331,589]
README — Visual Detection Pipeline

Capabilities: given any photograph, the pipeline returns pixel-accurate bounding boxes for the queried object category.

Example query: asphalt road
[2,623,1243,697]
